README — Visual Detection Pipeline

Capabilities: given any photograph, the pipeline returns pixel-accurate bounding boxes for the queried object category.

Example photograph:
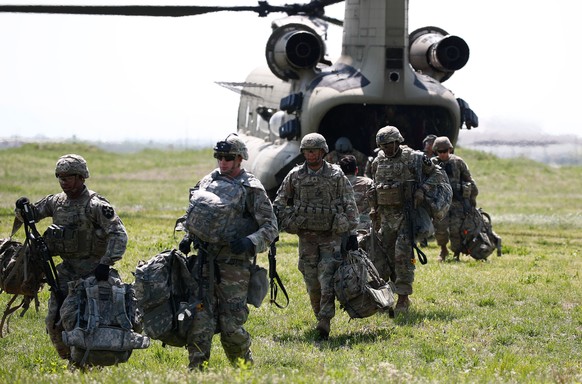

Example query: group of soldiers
[12,125,478,370]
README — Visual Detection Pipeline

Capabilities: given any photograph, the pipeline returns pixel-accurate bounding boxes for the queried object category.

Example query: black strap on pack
[268,237,289,309]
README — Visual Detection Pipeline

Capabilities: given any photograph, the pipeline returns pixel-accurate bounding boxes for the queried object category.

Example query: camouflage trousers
[46,261,114,360]
[187,257,251,368]
[374,209,416,296]
[297,231,342,321]
[434,201,465,253]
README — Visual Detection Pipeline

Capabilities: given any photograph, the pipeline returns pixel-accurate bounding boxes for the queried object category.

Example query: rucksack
[333,248,395,319]
[0,234,45,337]
[60,274,150,367]
[460,207,502,260]
[133,249,199,347]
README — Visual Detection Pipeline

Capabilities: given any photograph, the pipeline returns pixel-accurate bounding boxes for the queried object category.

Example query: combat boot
[438,245,449,262]
[394,295,411,315]
[453,252,460,262]
[316,317,331,340]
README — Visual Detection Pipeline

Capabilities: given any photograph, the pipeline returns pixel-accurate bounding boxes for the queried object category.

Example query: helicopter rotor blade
[0,1,346,18]
[0,5,268,17]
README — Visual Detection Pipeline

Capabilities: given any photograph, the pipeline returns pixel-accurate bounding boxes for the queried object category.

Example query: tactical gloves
[94,263,110,281]
[230,237,254,255]
[15,196,30,209]
[179,237,192,255]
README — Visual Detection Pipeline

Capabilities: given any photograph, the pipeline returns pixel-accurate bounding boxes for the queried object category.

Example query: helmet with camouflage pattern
[55,154,90,179]
[300,133,329,153]
[214,133,248,160]
[432,136,453,152]
[376,125,404,146]
[334,137,353,153]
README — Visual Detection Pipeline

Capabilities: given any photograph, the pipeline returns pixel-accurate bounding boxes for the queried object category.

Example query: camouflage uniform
[370,126,448,313]
[274,133,358,339]
[16,154,127,360]
[431,136,478,261]
[180,135,278,369]
[339,155,374,232]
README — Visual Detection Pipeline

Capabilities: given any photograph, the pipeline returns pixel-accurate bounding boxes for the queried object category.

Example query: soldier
[274,133,359,340]
[369,126,450,315]
[178,133,278,370]
[338,154,374,233]
[422,134,437,158]
[431,136,478,262]
[325,136,369,173]
[14,154,128,361]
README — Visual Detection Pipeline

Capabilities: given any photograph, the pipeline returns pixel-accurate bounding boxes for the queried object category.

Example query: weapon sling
[268,237,289,309]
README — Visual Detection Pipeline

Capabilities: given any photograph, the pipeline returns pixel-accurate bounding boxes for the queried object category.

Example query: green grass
[0,143,581,383]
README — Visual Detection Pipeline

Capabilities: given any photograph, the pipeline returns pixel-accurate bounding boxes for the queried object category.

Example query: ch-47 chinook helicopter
[0,0,478,196]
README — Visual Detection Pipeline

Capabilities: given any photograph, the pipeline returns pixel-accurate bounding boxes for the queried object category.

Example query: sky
[0,0,580,148]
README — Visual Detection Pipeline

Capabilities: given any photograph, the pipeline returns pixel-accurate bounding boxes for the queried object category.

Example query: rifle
[268,236,289,308]
[405,181,428,265]
[16,200,65,305]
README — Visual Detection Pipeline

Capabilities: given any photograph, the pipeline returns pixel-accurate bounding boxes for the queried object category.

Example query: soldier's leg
[449,205,465,261]
[434,214,450,261]
[46,291,70,359]
[394,230,416,314]
[315,237,342,339]
[217,263,252,365]
[298,236,322,317]
[187,298,216,370]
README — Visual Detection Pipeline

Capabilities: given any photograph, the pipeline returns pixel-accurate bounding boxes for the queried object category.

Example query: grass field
[0,143,580,383]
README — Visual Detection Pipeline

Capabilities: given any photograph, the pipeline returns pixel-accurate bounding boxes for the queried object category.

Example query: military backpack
[460,207,502,260]
[60,274,150,367]
[333,248,395,318]
[133,249,199,347]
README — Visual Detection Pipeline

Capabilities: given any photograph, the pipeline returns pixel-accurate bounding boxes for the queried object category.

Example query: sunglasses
[214,153,236,161]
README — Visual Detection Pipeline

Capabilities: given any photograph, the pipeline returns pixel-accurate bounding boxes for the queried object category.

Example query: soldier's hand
[414,189,424,208]
[179,237,192,255]
[230,237,254,255]
[347,234,359,251]
[15,196,30,209]
[94,263,110,281]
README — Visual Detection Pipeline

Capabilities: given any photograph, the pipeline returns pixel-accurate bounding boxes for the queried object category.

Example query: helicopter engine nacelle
[265,17,327,81]
[409,26,470,83]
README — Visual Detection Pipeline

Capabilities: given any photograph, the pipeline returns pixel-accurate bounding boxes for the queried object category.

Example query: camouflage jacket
[273,161,359,234]
[346,174,374,227]
[431,154,478,202]
[24,186,127,270]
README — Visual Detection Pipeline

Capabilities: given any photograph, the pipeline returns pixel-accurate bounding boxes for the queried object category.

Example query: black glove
[346,234,359,251]
[15,196,30,209]
[179,237,192,255]
[94,263,110,281]
[230,237,254,255]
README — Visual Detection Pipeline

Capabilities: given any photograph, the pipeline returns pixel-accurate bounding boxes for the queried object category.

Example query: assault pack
[0,237,44,337]
[459,207,502,260]
[133,249,198,347]
[60,274,150,367]
[333,248,395,318]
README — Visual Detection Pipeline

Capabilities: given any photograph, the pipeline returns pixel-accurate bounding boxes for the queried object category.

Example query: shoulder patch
[102,204,115,219]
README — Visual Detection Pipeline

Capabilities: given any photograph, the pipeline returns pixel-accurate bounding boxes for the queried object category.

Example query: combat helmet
[214,133,248,160]
[334,137,353,153]
[432,136,453,152]
[300,133,329,153]
[376,125,404,146]
[55,154,90,179]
